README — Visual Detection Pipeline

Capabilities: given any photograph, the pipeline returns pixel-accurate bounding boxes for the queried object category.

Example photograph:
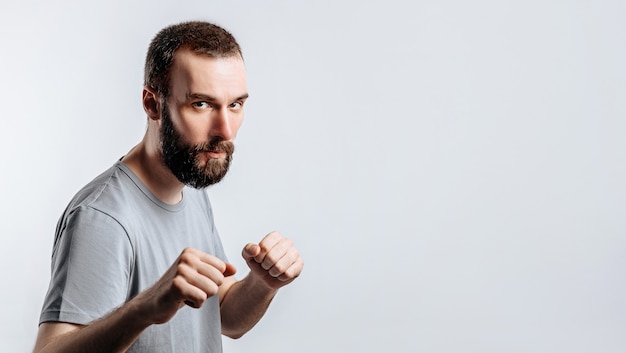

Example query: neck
[121,133,185,205]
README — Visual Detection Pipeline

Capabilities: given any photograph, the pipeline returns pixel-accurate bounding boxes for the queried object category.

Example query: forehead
[169,48,247,99]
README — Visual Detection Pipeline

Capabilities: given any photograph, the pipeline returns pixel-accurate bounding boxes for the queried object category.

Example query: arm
[32,303,148,353]
[219,231,304,339]
[33,248,236,353]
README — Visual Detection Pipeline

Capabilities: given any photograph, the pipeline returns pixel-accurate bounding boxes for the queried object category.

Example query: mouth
[192,140,234,161]
[202,150,227,159]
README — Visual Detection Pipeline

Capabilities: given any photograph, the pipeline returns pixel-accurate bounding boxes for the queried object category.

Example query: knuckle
[262,257,276,270]
[179,251,195,264]
[176,263,190,276]
[272,262,287,274]
[285,267,298,279]
[199,290,209,301]
[171,276,187,293]
[269,269,280,277]
[259,242,271,252]
[265,252,279,264]
[189,293,207,307]
[206,282,219,296]
[213,274,225,287]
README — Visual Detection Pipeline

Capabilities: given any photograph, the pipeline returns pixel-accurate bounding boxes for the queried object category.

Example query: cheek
[231,116,245,136]
[171,117,207,145]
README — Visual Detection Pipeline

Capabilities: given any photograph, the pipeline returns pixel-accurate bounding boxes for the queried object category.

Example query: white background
[1,1,625,352]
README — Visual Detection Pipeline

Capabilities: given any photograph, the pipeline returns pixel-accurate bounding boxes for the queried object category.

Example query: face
[159,49,248,189]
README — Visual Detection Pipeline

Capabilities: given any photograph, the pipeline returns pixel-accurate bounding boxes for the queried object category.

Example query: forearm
[220,273,278,339]
[35,300,150,353]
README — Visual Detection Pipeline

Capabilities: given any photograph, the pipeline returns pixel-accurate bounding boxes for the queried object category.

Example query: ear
[142,86,161,121]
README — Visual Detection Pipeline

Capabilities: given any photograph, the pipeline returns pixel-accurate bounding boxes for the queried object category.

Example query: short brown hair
[144,21,243,98]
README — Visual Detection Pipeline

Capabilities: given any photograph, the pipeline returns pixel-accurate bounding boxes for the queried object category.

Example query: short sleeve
[39,206,134,325]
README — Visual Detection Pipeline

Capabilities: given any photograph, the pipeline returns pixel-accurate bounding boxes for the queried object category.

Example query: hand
[135,247,236,325]
[242,231,304,290]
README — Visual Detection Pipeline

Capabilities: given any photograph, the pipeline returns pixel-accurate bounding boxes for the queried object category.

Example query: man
[33,21,303,353]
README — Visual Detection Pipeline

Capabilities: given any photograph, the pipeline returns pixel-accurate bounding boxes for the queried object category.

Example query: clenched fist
[136,247,236,325]
[242,231,304,290]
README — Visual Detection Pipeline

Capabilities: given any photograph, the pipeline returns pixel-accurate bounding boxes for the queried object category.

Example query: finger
[242,243,260,260]
[171,275,210,308]
[177,248,230,294]
[192,256,235,279]
[177,262,220,300]
[178,249,228,282]
[254,231,283,263]
[193,260,227,285]
[277,257,304,282]
[223,262,237,277]
[267,247,300,277]
[261,237,294,271]
[179,248,227,274]
[195,251,228,274]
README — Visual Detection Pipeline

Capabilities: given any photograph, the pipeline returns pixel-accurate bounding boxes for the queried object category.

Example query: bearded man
[33,21,303,353]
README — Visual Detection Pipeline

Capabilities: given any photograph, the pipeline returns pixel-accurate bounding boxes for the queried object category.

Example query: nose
[209,107,235,140]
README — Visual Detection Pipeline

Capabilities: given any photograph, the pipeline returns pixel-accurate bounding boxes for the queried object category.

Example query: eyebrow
[186,92,249,102]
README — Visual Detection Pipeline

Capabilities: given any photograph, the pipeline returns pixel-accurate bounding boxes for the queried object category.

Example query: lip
[202,151,226,159]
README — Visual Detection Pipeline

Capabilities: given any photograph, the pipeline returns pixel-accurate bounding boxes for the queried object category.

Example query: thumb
[242,243,260,259]
[223,262,237,277]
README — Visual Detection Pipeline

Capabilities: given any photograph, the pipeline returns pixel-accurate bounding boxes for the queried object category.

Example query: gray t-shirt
[40,161,228,352]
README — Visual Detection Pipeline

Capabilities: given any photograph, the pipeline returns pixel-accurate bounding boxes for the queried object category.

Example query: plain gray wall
[1,1,625,352]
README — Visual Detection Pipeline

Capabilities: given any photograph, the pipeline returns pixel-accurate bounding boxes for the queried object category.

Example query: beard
[159,103,235,189]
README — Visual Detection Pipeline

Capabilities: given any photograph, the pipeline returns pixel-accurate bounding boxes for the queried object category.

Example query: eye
[192,101,211,109]
[229,101,243,110]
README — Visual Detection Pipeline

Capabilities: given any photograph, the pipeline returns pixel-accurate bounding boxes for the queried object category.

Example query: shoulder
[67,163,129,206]
[51,164,137,269]
[55,162,139,239]
[65,162,149,219]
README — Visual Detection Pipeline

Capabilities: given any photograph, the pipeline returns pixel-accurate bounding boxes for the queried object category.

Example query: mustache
[192,139,235,155]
